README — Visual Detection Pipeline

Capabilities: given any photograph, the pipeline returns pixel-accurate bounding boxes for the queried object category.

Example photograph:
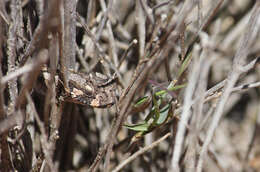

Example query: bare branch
[197,2,260,172]
[112,133,171,172]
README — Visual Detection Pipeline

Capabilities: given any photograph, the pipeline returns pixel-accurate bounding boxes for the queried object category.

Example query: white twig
[171,45,202,171]
[112,133,171,172]
[196,2,260,172]
[136,0,146,57]
[1,60,40,85]
[232,81,260,92]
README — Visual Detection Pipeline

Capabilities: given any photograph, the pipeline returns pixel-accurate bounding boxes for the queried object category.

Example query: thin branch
[0,26,12,170]
[197,2,260,172]
[232,81,260,92]
[117,39,138,69]
[76,12,123,83]
[76,45,89,71]
[186,0,224,56]
[175,56,260,117]
[7,0,19,106]
[15,50,49,109]
[76,13,113,73]
[171,45,203,171]
[1,59,44,85]
[139,0,154,25]
[152,1,173,12]
[99,0,119,67]
[86,0,96,25]
[44,35,61,161]
[20,0,62,66]
[243,110,259,168]
[136,0,146,58]
[26,92,58,172]
[185,48,215,171]
[63,0,77,69]
[112,133,171,172]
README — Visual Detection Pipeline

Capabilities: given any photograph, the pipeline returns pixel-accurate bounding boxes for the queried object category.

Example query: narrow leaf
[134,96,149,107]
[177,53,192,78]
[157,104,171,124]
[152,95,160,121]
[155,84,186,97]
[124,123,150,131]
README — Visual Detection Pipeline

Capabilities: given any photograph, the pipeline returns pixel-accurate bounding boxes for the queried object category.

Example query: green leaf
[177,53,192,78]
[124,123,150,131]
[155,90,167,97]
[134,96,149,107]
[168,83,186,91]
[152,94,160,123]
[132,96,151,113]
[157,104,171,125]
[155,83,186,97]
[144,97,161,122]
